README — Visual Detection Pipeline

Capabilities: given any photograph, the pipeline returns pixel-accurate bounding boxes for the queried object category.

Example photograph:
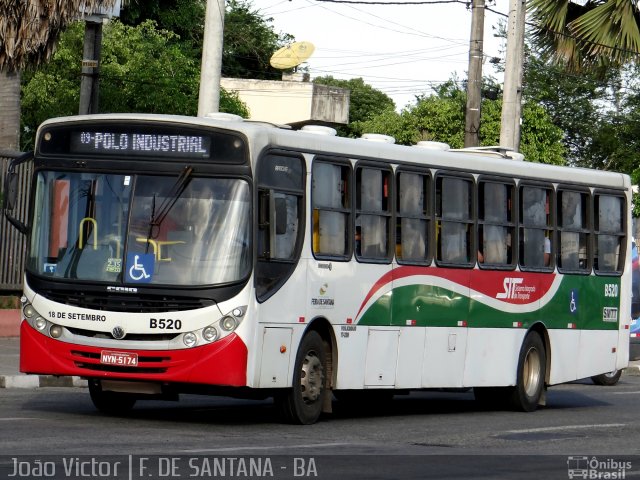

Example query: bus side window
[396,171,430,265]
[355,166,392,262]
[312,161,351,259]
[478,179,514,268]
[519,185,553,271]
[557,189,590,273]
[594,194,625,273]
[436,174,473,266]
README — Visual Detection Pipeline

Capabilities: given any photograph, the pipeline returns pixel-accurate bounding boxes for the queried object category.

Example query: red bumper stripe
[20,322,248,386]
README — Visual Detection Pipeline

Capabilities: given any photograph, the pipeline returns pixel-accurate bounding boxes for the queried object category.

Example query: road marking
[182,443,353,453]
[611,391,640,395]
[506,424,625,434]
[0,418,40,421]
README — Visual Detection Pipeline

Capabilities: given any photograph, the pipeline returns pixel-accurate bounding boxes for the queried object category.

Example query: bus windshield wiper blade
[148,166,193,235]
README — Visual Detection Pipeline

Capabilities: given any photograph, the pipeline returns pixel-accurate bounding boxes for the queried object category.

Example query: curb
[0,375,87,389]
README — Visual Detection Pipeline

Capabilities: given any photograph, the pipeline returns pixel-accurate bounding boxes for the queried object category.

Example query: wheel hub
[523,346,542,397]
[300,352,324,404]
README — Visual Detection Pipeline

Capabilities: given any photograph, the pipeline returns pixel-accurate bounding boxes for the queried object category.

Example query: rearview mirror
[3,151,33,234]
[3,170,18,211]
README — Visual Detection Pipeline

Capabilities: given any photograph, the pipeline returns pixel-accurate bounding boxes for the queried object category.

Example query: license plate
[100,350,138,366]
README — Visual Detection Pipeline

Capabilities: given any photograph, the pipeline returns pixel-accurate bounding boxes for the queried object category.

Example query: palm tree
[530,0,640,70]
[0,0,116,150]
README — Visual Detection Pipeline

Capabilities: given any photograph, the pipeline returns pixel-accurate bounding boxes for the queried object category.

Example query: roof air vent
[360,133,395,144]
[301,125,337,136]
[414,141,450,150]
[205,112,243,122]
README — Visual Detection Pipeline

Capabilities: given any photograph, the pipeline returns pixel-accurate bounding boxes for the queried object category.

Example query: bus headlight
[203,326,218,342]
[183,332,197,348]
[34,316,47,331]
[23,304,37,319]
[220,316,237,332]
[49,325,63,338]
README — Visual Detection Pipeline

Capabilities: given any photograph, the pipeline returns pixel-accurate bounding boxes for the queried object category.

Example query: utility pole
[78,21,103,115]
[464,0,485,148]
[198,0,225,116]
[500,0,526,151]
[512,0,526,150]
[78,1,120,115]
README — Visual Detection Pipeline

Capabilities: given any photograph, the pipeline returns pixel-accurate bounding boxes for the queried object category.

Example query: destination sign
[69,131,211,159]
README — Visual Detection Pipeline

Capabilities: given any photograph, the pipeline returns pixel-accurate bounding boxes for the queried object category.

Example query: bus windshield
[28,171,251,286]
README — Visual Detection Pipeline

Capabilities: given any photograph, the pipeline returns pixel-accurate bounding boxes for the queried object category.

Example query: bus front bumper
[19,321,248,387]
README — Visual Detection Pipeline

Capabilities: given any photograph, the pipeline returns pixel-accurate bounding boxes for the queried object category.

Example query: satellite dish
[270,41,315,70]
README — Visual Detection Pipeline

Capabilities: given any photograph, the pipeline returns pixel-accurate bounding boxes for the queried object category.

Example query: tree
[356,80,566,165]
[120,0,292,80]
[313,76,395,138]
[529,0,640,70]
[223,0,293,80]
[522,52,617,166]
[0,0,117,149]
[21,19,249,151]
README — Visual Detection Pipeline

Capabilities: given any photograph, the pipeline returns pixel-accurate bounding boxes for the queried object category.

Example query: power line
[313,0,467,4]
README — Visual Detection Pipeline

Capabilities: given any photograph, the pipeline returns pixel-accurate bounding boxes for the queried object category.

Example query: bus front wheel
[510,331,546,412]
[89,379,137,415]
[276,330,327,425]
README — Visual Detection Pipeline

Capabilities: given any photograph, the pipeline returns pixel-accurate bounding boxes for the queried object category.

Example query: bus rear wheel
[591,370,622,386]
[510,331,546,412]
[89,380,137,415]
[276,330,327,425]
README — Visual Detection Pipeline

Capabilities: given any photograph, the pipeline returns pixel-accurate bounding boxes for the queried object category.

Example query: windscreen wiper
[147,166,193,239]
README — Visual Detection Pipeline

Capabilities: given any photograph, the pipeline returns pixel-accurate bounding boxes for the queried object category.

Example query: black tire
[510,331,546,412]
[88,380,137,415]
[276,330,327,425]
[591,370,622,386]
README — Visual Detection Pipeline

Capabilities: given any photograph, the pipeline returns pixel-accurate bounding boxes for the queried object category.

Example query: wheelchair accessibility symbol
[570,289,578,314]
[126,253,154,283]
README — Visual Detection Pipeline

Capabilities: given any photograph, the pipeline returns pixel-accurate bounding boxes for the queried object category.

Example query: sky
[250,0,511,110]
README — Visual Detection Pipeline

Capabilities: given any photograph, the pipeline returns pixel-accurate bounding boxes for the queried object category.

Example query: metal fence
[1,149,30,292]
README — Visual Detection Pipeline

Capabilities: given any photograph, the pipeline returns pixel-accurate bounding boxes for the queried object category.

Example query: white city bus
[3,113,631,424]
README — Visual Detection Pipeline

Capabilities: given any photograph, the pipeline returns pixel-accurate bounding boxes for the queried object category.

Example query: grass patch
[0,296,20,309]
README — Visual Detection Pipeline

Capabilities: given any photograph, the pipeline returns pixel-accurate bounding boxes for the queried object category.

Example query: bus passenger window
[519,186,553,270]
[312,162,350,258]
[595,194,624,273]
[478,180,514,267]
[436,175,473,265]
[396,171,430,264]
[557,190,589,272]
[355,166,392,261]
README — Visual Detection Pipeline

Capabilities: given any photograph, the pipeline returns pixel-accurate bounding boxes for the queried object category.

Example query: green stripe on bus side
[357,275,621,330]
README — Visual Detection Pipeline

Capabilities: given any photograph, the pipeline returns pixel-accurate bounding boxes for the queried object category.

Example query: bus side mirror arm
[3,151,33,235]
[5,213,28,234]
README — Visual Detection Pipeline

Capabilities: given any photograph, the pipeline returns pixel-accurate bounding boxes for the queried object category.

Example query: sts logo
[496,277,524,299]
